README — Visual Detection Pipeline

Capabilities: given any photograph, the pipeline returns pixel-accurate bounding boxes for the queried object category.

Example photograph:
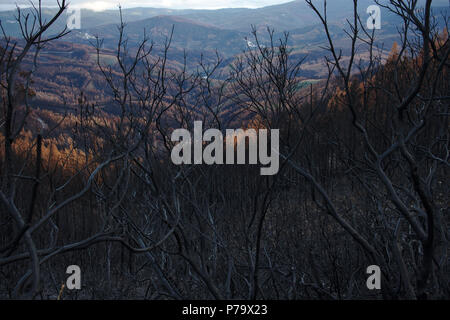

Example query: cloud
[0,0,294,11]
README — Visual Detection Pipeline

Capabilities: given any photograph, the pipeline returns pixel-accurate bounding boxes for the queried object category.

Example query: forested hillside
[0,0,448,300]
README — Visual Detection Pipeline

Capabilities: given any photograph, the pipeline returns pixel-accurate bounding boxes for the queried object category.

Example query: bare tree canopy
[0,0,448,300]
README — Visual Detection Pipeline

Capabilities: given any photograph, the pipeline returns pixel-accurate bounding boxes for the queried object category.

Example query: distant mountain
[0,7,182,38]
[67,15,249,58]
[0,1,384,36]
[200,0,448,31]
[3,0,448,118]
[1,0,448,37]
[178,0,354,31]
[2,1,448,86]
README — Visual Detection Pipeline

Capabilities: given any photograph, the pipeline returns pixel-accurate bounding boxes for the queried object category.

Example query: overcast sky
[0,0,295,11]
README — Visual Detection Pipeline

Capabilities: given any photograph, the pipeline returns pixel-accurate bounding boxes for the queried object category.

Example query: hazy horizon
[1,0,447,13]
[0,0,295,12]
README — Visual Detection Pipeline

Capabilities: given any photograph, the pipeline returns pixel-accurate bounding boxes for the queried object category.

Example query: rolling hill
[1,0,448,37]
[67,15,249,57]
